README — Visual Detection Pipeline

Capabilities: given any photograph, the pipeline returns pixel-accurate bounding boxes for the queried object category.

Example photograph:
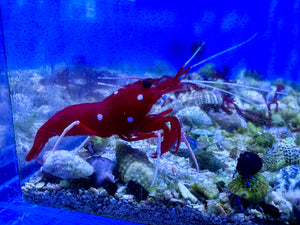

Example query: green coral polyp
[228,173,270,204]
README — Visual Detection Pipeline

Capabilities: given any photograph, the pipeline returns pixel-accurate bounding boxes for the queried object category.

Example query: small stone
[163,190,172,201]
[59,179,71,189]
[191,179,219,199]
[191,128,213,136]
[42,150,94,179]
[206,199,220,215]
[250,209,264,219]
[178,182,198,203]
[208,112,246,131]
[176,106,213,128]
[35,182,45,189]
[194,149,222,172]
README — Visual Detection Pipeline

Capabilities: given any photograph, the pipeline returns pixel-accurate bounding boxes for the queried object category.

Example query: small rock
[163,190,172,201]
[208,112,246,131]
[191,180,219,199]
[191,128,213,136]
[178,182,198,203]
[42,150,94,179]
[194,149,222,172]
[126,180,149,202]
[86,155,116,188]
[59,179,71,189]
[36,182,45,189]
[176,106,213,128]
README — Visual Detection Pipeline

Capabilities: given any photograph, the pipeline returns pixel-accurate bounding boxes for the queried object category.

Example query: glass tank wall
[1,0,300,224]
[0,7,20,202]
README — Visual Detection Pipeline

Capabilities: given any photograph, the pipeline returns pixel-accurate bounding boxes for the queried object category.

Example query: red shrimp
[25,34,257,162]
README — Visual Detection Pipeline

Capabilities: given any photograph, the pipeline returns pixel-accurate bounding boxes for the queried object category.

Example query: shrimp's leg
[52,121,80,151]
[151,131,161,187]
[52,120,99,152]
[75,136,91,154]
[181,133,199,172]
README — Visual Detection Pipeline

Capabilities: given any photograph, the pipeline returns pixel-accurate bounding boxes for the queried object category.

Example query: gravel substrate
[22,185,284,225]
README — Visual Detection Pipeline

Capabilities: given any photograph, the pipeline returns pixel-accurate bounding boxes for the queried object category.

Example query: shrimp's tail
[25,128,50,162]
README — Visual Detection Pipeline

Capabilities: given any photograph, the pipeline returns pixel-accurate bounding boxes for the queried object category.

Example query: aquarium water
[1,0,300,224]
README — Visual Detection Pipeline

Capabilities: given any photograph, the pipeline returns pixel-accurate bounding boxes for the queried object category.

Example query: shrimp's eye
[142,80,152,88]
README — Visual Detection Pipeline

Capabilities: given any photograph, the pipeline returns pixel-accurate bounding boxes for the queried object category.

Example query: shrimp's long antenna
[97,76,142,80]
[190,33,257,69]
[97,82,123,88]
[175,33,257,78]
[182,79,288,96]
[97,76,142,88]
[175,42,205,78]
[192,82,262,108]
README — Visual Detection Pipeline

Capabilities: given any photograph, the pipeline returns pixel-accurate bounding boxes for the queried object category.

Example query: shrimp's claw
[142,112,181,158]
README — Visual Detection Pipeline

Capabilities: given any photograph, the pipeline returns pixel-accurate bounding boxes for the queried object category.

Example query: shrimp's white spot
[127,117,134,123]
[114,91,118,95]
[97,114,103,121]
[137,94,143,101]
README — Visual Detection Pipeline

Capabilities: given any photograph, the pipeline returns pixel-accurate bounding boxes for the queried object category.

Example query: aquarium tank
[1,0,300,224]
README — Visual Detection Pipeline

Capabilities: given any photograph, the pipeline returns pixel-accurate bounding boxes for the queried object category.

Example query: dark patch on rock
[126,180,149,202]
[194,149,222,172]
[87,155,117,195]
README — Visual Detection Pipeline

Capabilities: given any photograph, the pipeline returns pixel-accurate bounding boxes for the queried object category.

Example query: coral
[274,166,300,193]
[259,140,300,171]
[228,173,270,204]
[42,150,94,179]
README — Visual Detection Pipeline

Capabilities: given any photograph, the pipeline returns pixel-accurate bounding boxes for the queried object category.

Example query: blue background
[1,0,300,80]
